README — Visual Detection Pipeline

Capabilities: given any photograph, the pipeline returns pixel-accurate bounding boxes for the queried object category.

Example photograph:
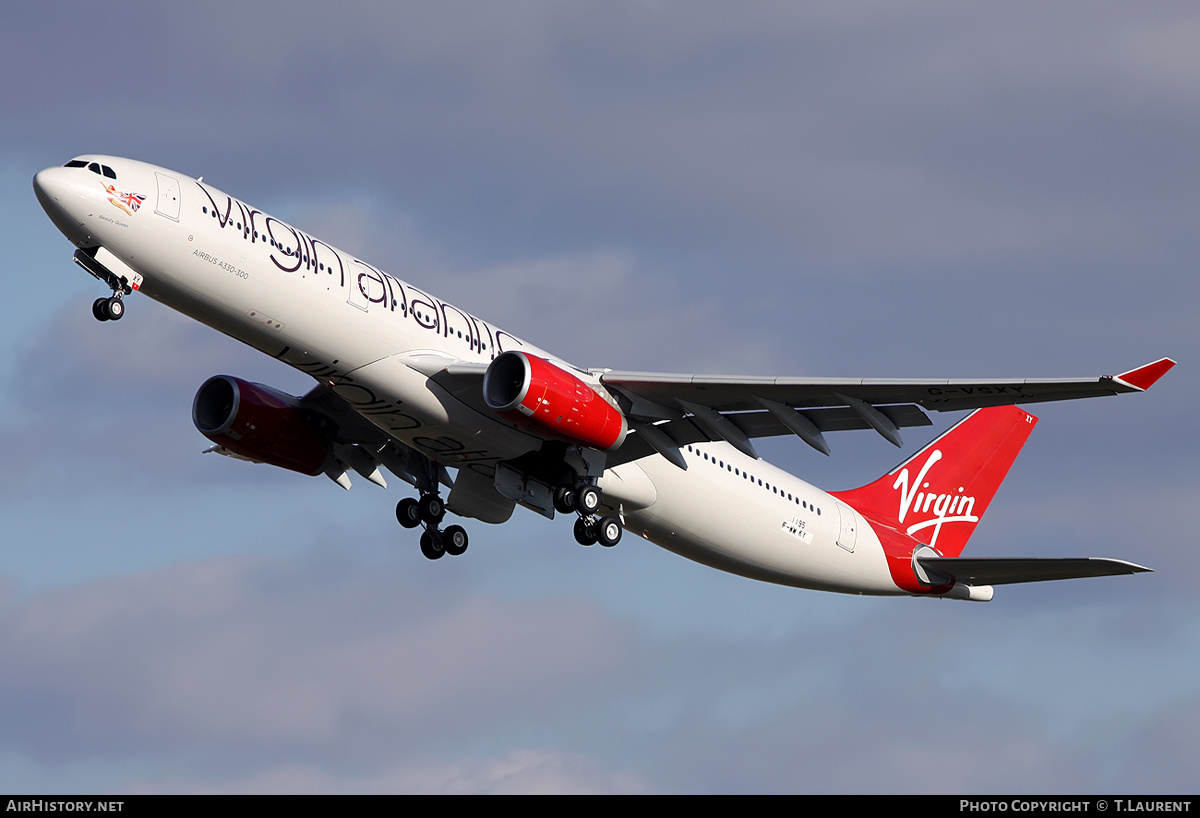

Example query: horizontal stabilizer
[916,556,1151,586]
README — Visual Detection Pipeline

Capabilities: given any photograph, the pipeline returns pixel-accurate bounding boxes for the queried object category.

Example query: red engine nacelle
[483,351,628,451]
[192,375,331,476]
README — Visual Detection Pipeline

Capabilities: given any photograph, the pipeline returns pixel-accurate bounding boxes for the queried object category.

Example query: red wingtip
[1116,358,1176,391]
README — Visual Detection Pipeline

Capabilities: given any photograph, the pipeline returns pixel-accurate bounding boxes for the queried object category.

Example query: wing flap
[607,404,931,467]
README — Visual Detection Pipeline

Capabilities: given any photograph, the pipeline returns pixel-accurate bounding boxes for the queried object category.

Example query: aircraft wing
[597,358,1174,460]
[600,358,1174,414]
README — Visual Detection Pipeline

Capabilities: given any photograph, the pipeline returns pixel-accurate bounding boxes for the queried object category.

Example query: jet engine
[483,351,627,451]
[192,375,331,476]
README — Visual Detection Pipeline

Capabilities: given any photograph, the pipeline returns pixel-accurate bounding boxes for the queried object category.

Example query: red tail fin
[832,405,1037,558]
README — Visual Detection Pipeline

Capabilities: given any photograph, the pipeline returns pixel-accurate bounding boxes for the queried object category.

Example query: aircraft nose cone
[34,166,91,246]
[33,166,65,208]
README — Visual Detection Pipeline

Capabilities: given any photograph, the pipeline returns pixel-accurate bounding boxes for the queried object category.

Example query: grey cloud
[13,3,1200,276]
[0,550,632,764]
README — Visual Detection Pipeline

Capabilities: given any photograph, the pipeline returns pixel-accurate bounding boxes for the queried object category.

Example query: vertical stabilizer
[832,405,1037,559]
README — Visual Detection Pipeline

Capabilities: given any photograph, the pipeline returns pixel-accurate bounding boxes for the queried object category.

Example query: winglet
[1115,358,1176,391]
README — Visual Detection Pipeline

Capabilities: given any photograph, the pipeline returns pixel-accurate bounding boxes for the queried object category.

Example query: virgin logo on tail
[893,449,978,547]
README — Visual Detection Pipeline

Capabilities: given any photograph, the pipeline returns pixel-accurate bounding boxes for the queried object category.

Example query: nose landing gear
[74,248,136,322]
[92,296,124,321]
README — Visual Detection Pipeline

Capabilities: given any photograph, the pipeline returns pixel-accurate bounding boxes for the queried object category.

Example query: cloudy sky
[2,1,1197,794]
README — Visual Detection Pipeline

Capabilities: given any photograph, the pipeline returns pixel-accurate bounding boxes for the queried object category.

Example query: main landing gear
[396,493,468,560]
[395,480,622,561]
[556,484,622,548]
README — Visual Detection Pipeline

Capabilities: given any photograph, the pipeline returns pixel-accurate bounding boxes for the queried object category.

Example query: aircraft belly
[326,355,544,464]
[597,462,657,510]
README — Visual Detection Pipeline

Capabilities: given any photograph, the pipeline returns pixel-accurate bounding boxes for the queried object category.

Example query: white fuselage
[34,155,902,596]
[616,444,895,593]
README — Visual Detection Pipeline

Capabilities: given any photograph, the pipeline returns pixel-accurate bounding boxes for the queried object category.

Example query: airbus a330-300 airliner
[34,156,1174,601]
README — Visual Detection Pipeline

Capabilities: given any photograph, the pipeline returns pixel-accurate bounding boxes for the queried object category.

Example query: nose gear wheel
[92,295,124,321]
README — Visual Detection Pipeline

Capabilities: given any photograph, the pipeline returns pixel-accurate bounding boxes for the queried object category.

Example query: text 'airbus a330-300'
[34,156,1174,601]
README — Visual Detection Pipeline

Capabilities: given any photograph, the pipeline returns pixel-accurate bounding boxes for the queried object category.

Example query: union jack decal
[105,184,146,216]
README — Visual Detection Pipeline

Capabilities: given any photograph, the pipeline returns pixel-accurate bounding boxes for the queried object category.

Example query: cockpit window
[63,159,116,179]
